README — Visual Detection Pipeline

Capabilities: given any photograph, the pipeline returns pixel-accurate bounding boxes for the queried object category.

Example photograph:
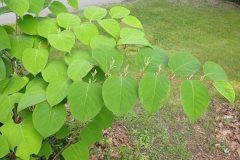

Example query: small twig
[52,139,73,160]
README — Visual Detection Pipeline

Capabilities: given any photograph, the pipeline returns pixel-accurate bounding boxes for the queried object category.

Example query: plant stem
[52,140,73,160]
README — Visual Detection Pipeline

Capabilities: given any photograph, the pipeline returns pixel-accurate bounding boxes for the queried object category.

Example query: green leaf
[22,48,48,75]
[180,80,210,122]
[0,57,6,80]
[68,81,104,122]
[84,6,107,21]
[122,16,143,29]
[49,1,68,15]
[139,73,170,113]
[0,95,12,123]
[0,26,11,51]
[26,77,48,91]
[9,92,23,105]
[18,86,46,112]
[46,79,72,106]
[0,135,9,158]
[94,107,114,129]
[38,142,53,159]
[213,81,235,103]
[168,52,201,77]
[203,61,228,81]
[48,30,75,53]
[55,125,70,139]
[29,0,45,14]
[17,14,38,35]
[1,116,42,159]
[68,0,78,9]
[102,76,138,116]
[41,60,68,82]
[67,59,93,81]
[135,46,169,72]
[62,141,89,160]
[33,102,66,138]
[2,58,13,78]
[5,0,29,18]
[3,76,29,95]
[117,27,151,47]
[37,18,59,38]
[64,50,91,65]
[98,19,120,38]
[8,35,34,59]
[92,46,123,73]
[57,13,81,29]
[90,35,116,49]
[74,22,99,45]
[109,6,130,19]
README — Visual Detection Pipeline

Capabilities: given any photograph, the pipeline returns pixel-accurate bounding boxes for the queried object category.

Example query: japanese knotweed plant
[0,0,236,159]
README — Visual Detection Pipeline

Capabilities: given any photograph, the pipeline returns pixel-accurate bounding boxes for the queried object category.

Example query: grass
[124,0,240,80]
[111,0,240,159]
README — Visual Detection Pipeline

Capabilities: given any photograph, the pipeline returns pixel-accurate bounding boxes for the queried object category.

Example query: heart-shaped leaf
[22,48,48,75]
[33,102,66,138]
[102,76,138,116]
[5,0,29,18]
[122,16,143,29]
[38,18,59,38]
[68,0,78,9]
[203,61,228,81]
[57,13,81,29]
[68,81,104,122]
[3,76,29,95]
[109,6,130,19]
[98,19,120,38]
[49,1,68,15]
[0,94,12,123]
[74,22,99,45]
[29,0,45,14]
[90,35,116,49]
[139,73,170,113]
[84,6,107,21]
[48,30,75,53]
[168,52,201,77]
[17,15,38,35]
[213,81,235,103]
[180,80,210,122]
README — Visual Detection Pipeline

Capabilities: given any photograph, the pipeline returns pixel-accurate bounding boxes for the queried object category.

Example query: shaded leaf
[49,1,68,15]
[0,26,11,51]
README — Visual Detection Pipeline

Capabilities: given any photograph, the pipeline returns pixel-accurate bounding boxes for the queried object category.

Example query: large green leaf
[102,76,138,116]
[98,19,120,38]
[213,81,235,103]
[203,61,228,81]
[0,135,9,158]
[0,26,11,51]
[37,18,59,38]
[139,73,170,113]
[22,48,48,75]
[29,0,45,14]
[5,0,29,18]
[62,141,89,160]
[117,27,151,47]
[48,30,75,53]
[74,22,99,45]
[0,57,6,80]
[46,79,72,106]
[49,1,68,15]
[8,35,34,59]
[57,13,81,29]
[3,76,29,95]
[68,0,78,9]
[135,46,169,72]
[17,15,38,35]
[109,6,130,19]
[67,59,93,81]
[64,50,91,65]
[1,116,42,159]
[90,35,116,49]
[26,77,48,91]
[83,6,107,21]
[41,60,68,82]
[92,46,123,73]
[122,16,143,29]
[55,125,70,139]
[18,86,46,112]
[180,80,210,122]
[0,95,12,123]
[168,52,201,77]
[68,81,104,122]
[33,102,66,138]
